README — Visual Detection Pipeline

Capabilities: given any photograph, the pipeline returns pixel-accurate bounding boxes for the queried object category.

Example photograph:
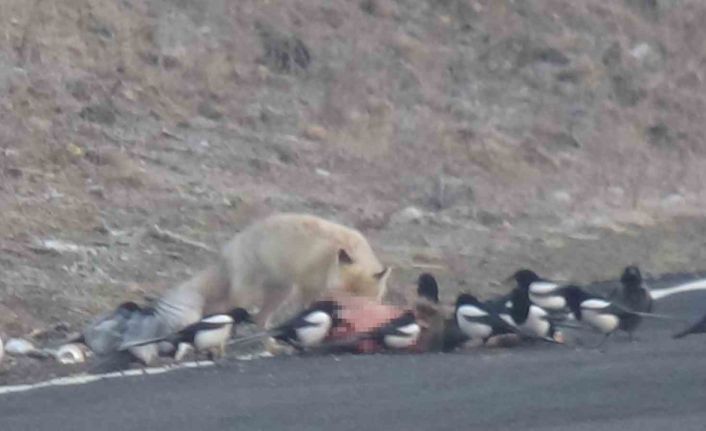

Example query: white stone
[390,206,425,225]
[5,338,36,356]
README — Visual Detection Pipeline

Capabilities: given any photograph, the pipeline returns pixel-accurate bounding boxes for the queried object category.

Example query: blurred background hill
[2,0,706,339]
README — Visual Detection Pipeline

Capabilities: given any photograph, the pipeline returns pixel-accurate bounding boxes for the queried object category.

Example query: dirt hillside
[1,0,706,353]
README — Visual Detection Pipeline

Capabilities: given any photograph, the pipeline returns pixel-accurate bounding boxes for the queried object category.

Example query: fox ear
[373,267,391,301]
[338,249,354,265]
[374,267,391,282]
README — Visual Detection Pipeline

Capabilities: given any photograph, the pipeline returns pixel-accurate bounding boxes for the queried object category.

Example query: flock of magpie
[116,298,420,362]
[104,265,706,365]
[4,265,706,370]
[451,266,654,349]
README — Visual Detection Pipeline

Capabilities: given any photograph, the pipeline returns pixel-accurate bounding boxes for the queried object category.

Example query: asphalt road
[2,277,706,431]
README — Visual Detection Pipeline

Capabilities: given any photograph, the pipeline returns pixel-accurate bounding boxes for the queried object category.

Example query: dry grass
[2,0,706,343]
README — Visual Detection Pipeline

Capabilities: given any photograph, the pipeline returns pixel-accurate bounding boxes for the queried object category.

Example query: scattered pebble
[315,168,331,177]
[390,206,425,225]
[5,338,37,356]
[53,344,86,365]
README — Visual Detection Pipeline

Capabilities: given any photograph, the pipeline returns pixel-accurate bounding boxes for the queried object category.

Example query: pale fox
[119,213,391,361]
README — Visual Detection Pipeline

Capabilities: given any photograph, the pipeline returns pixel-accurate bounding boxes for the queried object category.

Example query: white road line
[651,279,706,300]
[0,350,273,396]
[0,361,215,396]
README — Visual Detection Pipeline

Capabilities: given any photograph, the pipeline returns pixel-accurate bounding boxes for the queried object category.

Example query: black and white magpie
[455,293,518,344]
[562,285,644,345]
[509,269,570,315]
[502,285,563,343]
[232,300,342,351]
[362,311,421,350]
[271,300,342,349]
[121,307,253,361]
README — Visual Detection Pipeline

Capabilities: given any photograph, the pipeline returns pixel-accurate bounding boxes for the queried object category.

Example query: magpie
[562,285,656,345]
[417,272,440,303]
[455,293,518,344]
[673,313,706,339]
[58,301,151,362]
[121,307,253,361]
[602,265,653,337]
[610,265,653,314]
[502,285,563,343]
[232,300,342,351]
[69,301,144,347]
[271,300,342,349]
[414,273,447,352]
[509,269,570,315]
[362,311,421,350]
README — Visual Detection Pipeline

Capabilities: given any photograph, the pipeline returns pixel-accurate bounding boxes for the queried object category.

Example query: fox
[118,213,391,359]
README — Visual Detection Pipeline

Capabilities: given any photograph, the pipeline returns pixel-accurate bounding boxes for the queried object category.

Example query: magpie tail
[630,310,688,321]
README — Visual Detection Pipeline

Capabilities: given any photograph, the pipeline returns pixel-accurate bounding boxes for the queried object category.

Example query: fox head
[330,249,391,301]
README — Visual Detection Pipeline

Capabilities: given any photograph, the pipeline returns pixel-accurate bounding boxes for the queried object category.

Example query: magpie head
[417,273,440,303]
[310,300,342,322]
[507,269,540,290]
[117,301,141,313]
[620,265,642,290]
[509,287,531,323]
[115,301,144,318]
[396,310,417,326]
[561,286,586,317]
[455,293,481,309]
[229,308,254,324]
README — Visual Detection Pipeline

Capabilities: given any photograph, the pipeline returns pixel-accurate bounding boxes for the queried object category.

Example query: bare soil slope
[2,0,706,375]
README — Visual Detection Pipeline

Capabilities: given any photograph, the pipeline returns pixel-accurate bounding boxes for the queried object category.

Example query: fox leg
[220,343,226,358]
[255,283,294,329]
[257,283,302,356]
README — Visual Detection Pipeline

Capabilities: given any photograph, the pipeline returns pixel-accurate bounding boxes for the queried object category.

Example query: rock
[390,206,425,225]
[602,42,622,69]
[79,101,116,125]
[429,176,474,210]
[476,209,504,227]
[257,24,311,74]
[550,131,580,150]
[611,73,644,107]
[315,168,331,177]
[629,42,663,70]
[532,47,570,65]
[359,0,396,18]
[303,124,327,141]
[53,344,87,365]
[630,43,651,61]
[646,123,672,148]
[0,336,3,364]
[66,80,91,101]
[5,338,37,356]
[30,239,98,256]
[661,193,685,209]
[552,190,572,205]
[625,0,660,21]
[88,185,105,199]
[197,100,223,120]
